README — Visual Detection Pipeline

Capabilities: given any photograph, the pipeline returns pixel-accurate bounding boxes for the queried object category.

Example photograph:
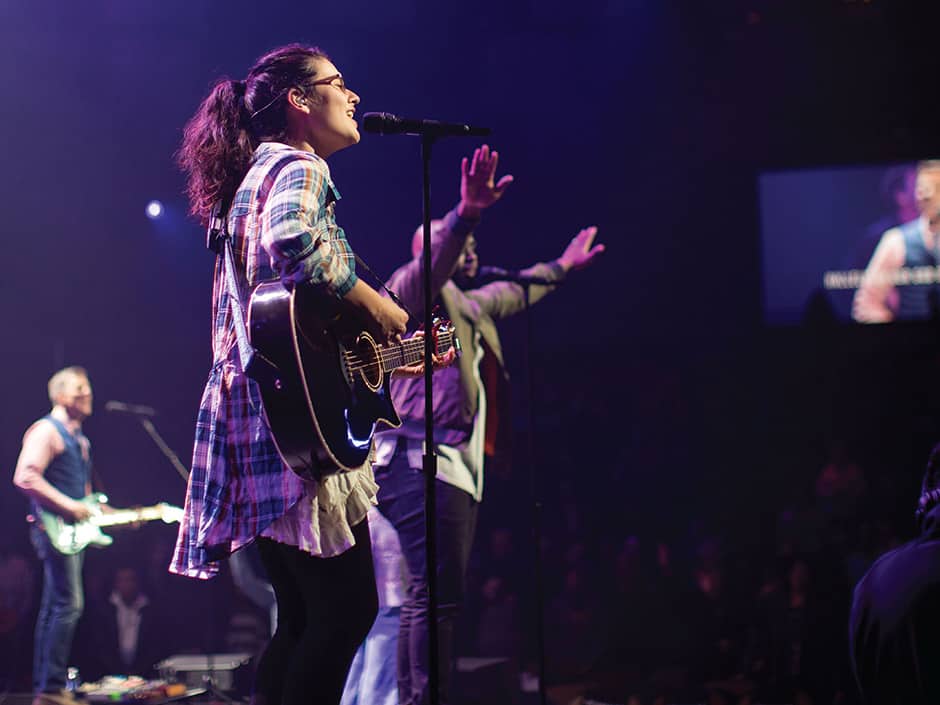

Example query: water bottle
[66,667,80,694]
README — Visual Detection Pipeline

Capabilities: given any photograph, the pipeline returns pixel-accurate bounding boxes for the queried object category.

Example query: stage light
[146,200,164,219]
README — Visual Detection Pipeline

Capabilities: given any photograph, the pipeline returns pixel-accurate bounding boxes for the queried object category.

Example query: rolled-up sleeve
[261,156,358,298]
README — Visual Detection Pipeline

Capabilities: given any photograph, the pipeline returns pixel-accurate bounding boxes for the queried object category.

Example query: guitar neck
[377,331,454,371]
[92,507,164,528]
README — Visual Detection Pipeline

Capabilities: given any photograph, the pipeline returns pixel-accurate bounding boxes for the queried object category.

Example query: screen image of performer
[12,366,103,704]
[852,160,940,323]
[849,164,918,271]
[372,144,604,705]
[849,442,940,703]
[170,44,454,705]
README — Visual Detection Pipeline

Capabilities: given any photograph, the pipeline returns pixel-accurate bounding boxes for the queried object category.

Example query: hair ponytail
[177,78,255,223]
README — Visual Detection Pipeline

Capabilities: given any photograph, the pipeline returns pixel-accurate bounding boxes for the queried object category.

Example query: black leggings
[254,520,378,705]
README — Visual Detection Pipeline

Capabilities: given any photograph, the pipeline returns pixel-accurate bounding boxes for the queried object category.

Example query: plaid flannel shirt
[170,142,364,579]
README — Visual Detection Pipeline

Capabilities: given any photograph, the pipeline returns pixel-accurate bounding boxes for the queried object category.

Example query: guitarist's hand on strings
[66,499,94,522]
[372,297,409,346]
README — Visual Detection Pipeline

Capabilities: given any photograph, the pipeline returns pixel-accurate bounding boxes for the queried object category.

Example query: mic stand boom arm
[137,417,191,482]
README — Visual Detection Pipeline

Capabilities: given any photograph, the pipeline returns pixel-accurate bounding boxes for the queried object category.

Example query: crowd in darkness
[459,439,885,705]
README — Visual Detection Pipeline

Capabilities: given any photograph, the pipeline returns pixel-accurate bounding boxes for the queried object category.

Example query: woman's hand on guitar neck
[394,342,458,378]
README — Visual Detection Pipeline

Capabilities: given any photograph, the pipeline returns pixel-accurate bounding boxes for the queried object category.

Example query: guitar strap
[207,201,256,375]
[353,253,415,321]
[205,154,299,385]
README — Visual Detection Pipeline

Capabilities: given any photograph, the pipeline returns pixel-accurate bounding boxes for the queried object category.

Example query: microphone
[362,112,490,138]
[104,400,157,417]
[476,266,554,286]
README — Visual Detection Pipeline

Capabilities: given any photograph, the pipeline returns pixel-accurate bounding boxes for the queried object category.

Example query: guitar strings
[343,332,454,374]
[345,340,453,374]
[344,342,421,369]
[342,332,452,366]
[345,332,453,367]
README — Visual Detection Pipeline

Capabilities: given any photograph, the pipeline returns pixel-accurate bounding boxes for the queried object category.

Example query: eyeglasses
[307,73,348,93]
[249,74,351,121]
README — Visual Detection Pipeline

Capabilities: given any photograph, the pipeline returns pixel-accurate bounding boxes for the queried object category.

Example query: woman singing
[172,44,410,705]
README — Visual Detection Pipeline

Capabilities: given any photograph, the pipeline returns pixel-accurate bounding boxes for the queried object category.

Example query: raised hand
[457,144,514,219]
[558,226,605,272]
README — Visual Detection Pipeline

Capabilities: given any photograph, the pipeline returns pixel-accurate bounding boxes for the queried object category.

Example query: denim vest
[42,415,90,500]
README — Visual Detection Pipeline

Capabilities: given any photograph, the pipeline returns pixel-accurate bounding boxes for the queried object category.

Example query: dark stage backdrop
[3,0,940,656]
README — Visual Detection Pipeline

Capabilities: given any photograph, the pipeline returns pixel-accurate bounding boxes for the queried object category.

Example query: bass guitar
[33,493,184,555]
[247,281,457,480]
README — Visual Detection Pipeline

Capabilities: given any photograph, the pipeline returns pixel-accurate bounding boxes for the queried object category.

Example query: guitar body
[247,281,402,480]
[39,494,112,555]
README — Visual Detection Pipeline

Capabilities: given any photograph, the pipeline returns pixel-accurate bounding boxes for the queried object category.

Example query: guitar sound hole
[355,338,382,391]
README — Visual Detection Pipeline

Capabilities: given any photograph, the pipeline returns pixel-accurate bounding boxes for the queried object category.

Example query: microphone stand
[115,411,232,703]
[367,117,490,705]
[136,417,190,482]
[420,134,442,705]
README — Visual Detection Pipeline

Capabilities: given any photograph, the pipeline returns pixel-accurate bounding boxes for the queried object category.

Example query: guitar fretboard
[91,507,168,527]
[344,331,455,375]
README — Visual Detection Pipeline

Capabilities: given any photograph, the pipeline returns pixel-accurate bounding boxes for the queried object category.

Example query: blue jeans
[340,606,401,705]
[374,446,479,705]
[228,543,277,636]
[31,527,84,693]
